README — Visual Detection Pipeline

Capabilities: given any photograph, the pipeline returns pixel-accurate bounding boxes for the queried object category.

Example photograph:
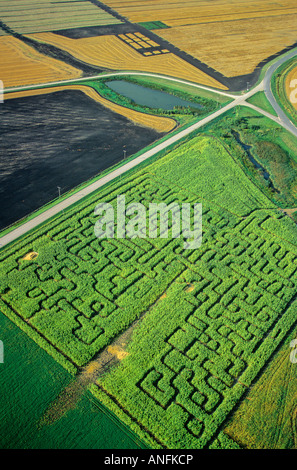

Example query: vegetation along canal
[232,130,279,193]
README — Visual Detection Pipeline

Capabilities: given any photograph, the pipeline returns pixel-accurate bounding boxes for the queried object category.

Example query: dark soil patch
[54,23,139,39]
[0,90,163,230]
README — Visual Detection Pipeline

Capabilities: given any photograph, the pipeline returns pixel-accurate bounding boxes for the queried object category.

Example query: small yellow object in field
[185,284,195,293]
[107,346,129,360]
[22,252,38,261]
[85,362,100,375]
[148,41,159,47]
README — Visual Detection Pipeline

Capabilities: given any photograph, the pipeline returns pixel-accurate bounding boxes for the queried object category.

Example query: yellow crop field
[106,0,296,26]
[102,0,297,77]
[28,32,227,89]
[0,0,122,34]
[6,85,176,133]
[286,66,297,111]
[0,36,81,88]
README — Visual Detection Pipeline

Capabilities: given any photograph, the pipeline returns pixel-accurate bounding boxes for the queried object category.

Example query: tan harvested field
[6,85,177,133]
[103,0,297,77]
[0,35,82,87]
[0,0,122,34]
[28,32,227,89]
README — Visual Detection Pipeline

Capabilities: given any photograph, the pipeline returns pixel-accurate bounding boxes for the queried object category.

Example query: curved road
[1,49,297,248]
[3,71,236,99]
[263,49,297,136]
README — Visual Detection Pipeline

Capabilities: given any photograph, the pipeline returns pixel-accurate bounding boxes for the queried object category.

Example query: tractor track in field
[39,281,176,426]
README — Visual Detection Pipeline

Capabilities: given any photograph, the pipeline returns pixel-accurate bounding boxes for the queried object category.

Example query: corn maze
[1,134,297,448]
[95,205,297,448]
